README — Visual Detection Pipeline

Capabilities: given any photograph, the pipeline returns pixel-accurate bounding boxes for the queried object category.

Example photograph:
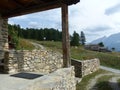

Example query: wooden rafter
[12,0,25,7]
[2,1,61,18]
[0,0,80,18]
[33,0,45,4]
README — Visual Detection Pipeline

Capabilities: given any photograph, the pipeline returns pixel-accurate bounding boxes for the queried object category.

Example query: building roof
[0,0,80,18]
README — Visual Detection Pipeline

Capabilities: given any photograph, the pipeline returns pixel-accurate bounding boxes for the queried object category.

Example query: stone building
[85,44,111,52]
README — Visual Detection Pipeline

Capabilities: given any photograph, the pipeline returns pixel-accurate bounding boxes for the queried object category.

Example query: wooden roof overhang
[0,0,80,67]
[0,0,80,18]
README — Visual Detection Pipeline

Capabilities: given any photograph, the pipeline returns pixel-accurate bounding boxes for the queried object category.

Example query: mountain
[90,32,120,52]
[91,36,107,44]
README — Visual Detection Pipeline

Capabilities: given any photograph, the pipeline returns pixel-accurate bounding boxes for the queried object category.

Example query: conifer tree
[80,31,86,45]
[70,31,80,46]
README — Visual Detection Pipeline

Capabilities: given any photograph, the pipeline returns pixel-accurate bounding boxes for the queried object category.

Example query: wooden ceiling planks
[0,1,17,9]
[0,0,80,18]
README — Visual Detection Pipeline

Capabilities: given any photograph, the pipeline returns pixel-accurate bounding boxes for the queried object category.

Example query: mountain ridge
[90,32,120,52]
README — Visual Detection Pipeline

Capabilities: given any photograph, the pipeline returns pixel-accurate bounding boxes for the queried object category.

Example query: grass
[71,46,96,60]
[76,69,111,90]
[35,41,62,52]
[33,41,120,70]
[96,52,120,69]
[94,75,113,90]
[71,46,120,70]
[16,38,35,50]
[19,40,120,70]
[117,79,120,87]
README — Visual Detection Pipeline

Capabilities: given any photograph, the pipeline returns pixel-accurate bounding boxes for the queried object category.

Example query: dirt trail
[31,42,45,50]
[109,76,120,90]
[87,73,113,90]
[86,73,120,90]
[86,66,120,90]
[100,66,120,74]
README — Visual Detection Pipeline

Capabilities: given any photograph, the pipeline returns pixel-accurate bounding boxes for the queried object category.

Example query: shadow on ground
[90,81,113,90]
[10,72,43,79]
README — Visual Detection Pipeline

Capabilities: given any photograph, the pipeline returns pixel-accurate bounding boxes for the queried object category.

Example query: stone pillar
[0,15,9,73]
[0,16,8,51]
[4,51,9,73]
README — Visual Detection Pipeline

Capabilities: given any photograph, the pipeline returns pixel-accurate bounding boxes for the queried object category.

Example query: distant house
[85,44,100,51]
[84,44,111,52]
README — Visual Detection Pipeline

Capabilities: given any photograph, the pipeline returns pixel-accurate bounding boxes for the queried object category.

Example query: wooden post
[61,4,71,67]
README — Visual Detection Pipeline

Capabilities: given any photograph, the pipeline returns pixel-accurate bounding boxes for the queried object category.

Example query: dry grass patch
[17,38,35,50]
[76,69,110,90]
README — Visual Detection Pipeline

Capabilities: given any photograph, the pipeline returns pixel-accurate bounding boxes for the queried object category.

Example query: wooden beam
[61,3,71,67]
[2,1,61,18]
[12,0,25,7]
[33,0,45,4]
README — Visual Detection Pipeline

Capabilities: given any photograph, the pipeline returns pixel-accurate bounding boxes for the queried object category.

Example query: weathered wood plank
[2,1,60,18]
[61,4,71,67]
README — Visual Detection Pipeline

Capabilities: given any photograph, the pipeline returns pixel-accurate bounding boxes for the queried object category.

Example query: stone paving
[0,66,76,90]
[0,72,44,90]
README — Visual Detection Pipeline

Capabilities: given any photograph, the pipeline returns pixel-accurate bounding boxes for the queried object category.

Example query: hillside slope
[36,41,120,70]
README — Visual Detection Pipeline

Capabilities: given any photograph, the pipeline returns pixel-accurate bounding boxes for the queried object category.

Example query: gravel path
[87,73,120,90]
[31,42,45,50]
[100,66,120,74]
[87,73,113,90]
[109,76,120,90]
[86,66,120,90]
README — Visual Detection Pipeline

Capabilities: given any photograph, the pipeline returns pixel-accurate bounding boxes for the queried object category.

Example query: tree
[98,42,104,47]
[80,31,86,45]
[70,31,80,46]
[8,24,19,48]
[8,24,63,42]
[111,47,115,51]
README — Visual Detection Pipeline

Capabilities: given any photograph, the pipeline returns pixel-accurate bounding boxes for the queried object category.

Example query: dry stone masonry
[5,50,63,74]
[21,66,76,90]
[81,58,100,76]
[0,15,8,72]
[0,16,8,52]
[4,48,100,77]
[71,58,100,77]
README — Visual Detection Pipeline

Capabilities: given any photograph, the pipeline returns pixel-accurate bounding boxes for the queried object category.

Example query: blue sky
[8,0,120,42]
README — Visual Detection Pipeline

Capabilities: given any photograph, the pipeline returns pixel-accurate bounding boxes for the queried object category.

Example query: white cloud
[28,21,39,28]
[12,15,29,20]
[8,20,14,25]
[105,3,120,15]
[68,0,120,42]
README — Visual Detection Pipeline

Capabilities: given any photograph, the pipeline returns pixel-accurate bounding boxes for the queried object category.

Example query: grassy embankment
[117,79,120,87]
[18,40,120,70]
[16,38,35,50]
[36,41,120,70]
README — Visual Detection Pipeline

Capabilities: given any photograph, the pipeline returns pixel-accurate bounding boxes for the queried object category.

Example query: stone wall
[71,58,100,77]
[5,50,63,74]
[21,66,76,90]
[0,50,4,60]
[0,16,8,73]
[0,16,8,52]
[4,48,100,76]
